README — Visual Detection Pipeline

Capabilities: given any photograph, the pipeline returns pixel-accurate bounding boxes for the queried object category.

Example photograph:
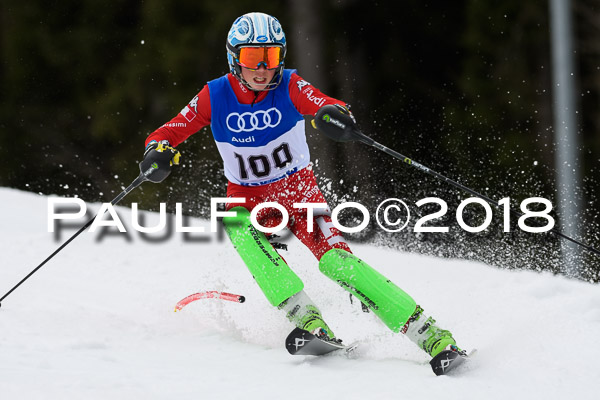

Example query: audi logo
[226,108,282,133]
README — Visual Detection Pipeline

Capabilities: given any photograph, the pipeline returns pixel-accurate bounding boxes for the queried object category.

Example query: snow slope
[1,187,599,400]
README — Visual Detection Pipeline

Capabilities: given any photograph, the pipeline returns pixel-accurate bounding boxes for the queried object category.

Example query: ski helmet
[226,12,287,91]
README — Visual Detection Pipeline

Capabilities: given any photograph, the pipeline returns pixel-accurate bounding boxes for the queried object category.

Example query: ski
[429,347,472,376]
[285,327,356,356]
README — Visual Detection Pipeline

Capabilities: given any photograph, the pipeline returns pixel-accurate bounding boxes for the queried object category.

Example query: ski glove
[311,104,361,143]
[139,140,181,183]
[312,104,375,146]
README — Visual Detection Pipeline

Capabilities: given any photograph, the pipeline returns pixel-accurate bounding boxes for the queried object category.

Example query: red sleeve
[288,72,345,116]
[145,85,212,148]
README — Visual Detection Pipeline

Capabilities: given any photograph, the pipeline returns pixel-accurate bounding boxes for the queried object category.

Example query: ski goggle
[237,46,283,70]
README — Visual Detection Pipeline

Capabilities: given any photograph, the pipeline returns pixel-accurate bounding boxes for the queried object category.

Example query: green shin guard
[223,207,304,307]
[319,249,417,332]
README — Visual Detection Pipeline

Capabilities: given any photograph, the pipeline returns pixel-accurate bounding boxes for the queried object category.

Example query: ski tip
[430,349,469,376]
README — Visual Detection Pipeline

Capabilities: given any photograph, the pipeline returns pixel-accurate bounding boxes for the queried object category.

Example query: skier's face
[241,64,276,91]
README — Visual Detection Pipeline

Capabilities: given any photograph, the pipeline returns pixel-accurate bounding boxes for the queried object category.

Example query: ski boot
[303,321,343,346]
[280,290,342,344]
[403,305,463,357]
[403,306,469,375]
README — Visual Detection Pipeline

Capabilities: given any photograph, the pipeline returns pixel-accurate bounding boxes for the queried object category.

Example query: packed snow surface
[1,187,598,399]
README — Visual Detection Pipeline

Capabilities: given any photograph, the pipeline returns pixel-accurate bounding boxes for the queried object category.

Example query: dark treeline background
[2,0,600,281]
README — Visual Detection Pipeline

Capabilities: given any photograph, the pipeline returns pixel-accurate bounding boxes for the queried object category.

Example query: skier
[141,12,464,362]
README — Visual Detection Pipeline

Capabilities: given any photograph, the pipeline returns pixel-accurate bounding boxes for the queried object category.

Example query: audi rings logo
[226,108,282,133]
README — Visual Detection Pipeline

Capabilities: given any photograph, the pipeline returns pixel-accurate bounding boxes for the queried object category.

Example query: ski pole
[0,144,178,308]
[312,104,600,257]
[0,172,149,308]
[174,291,246,312]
